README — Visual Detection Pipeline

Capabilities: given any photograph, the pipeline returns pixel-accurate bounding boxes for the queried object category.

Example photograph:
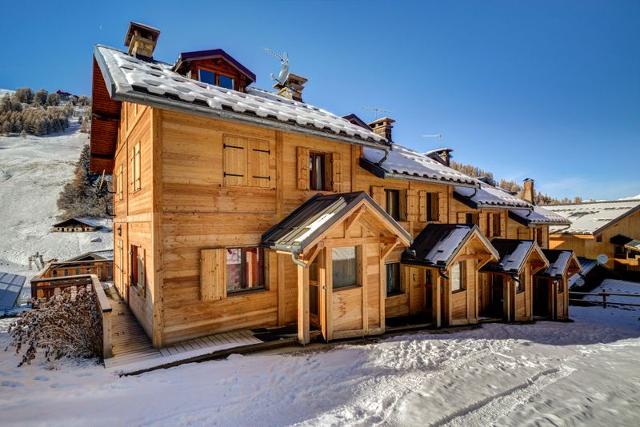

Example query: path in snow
[0,305,639,426]
[0,124,112,280]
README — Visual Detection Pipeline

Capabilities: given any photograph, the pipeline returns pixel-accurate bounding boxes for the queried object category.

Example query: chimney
[275,73,307,102]
[522,178,535,204]
[368,117,395,142]
[425,148,453,167]
[124,22,160,60]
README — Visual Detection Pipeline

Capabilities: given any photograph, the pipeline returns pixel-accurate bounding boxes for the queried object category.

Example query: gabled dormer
[173,49,256,92]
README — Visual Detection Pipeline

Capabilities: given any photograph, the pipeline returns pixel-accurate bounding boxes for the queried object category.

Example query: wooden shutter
[406,189,418,222]
[297,146,310,190]
[130,148,135,190]
[200,248,226,301]
[418,191,427,222]
[248,139,271,188]
[431,193,440,221]
[457,212,466,224]
[371,185,384,207]
[331,152,342,192]
[223,136,247,186]
[138,247,146,297]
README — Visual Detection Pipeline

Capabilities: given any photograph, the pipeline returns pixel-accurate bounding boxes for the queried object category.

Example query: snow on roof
[93,45,387,148]
[361,145,477,186]
[544,199,640,235]
[509,205,572,226]
[540,249,579,278]
[454,183,531,209]
[481,239,539,275]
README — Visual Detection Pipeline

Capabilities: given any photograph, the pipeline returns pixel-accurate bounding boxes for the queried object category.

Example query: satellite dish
[575,277,585,287]
[596,254,608,265]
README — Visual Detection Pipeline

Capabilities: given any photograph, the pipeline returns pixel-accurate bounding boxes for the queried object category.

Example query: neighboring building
[51,218,98,233]
[0,272,26,316]
[545,199,640,272]
[88,22,576,348]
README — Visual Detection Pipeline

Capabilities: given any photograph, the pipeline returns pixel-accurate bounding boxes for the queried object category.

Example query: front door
[489,274,504,318]
[533,277,550,318]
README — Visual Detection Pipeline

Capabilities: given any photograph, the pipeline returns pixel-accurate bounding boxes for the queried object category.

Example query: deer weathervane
[265,48,290,87]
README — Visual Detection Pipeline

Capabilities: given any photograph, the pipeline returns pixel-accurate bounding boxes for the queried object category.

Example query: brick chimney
[275,73,307,102]
[124,22,160,60]
[522,178,535,204]
[368,117,395,142]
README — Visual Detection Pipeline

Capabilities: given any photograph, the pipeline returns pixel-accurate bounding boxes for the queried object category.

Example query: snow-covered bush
[8,286,102,366]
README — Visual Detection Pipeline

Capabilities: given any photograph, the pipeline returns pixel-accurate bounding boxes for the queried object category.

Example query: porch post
[504,278,512,322]
[297,264,310,345]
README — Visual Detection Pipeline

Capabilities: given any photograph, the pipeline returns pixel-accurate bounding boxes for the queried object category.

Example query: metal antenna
[364,106,391,119]
[265,48,289,87]
[421,133,443,139]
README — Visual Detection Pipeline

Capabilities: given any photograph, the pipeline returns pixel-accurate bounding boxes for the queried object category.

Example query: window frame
[130,244,145,296]
[426,192,439,222]
[450,261,466,293]
[309,152,331,191]
[225,247,266,295]
[385,189,401,221]
[217,73,235,90]
[198,69,216,85]
[131,142,141,192]
[332,246,361,291]
[516,273,526,293]
[385,262,402,297]
[491,212,502,237]
[465,212,479,226]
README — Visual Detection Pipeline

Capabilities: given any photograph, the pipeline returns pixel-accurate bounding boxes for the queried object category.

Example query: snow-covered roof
[454,184,531,209]
[402,224,498,268]
[540,249,581,278]
[361,145,477,186]
[544,199,640,235]
[481,239,546,275]
[509,206,572,226]
[93,45,387,148]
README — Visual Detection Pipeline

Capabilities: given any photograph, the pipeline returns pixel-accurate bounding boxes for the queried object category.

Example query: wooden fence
[29,274,113,359]
[569,290,640,309]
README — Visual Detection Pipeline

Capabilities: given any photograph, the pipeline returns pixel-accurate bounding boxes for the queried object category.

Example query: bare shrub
[8,286,102,366]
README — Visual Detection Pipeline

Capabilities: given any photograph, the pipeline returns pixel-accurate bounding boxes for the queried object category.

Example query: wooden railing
[569,291,640,308]
[29,274,113,359]
[36,259,113,284]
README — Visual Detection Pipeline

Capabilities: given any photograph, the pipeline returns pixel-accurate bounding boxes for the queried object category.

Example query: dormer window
[218,74,234,89]
[198,69,215,85]
[174,49,256,93]
[198,69,235,89]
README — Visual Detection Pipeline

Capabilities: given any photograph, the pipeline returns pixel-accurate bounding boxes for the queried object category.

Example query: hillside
[0,121,112,278]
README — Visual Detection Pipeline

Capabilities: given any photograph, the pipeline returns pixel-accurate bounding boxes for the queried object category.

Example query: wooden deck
[104,287,264,372]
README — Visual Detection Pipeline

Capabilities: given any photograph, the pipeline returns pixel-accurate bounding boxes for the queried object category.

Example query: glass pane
[385,190,399,220]
[332,247,357,289]
[226,248,243,292]
[218,75,234,89]
[386,263,401,296]
[244,248,263,290]
[199,69,216,85]
[310,284,318,315]
[450,262,461,291]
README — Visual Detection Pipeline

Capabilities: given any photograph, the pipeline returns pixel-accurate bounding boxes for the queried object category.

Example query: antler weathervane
[265,48,290,87]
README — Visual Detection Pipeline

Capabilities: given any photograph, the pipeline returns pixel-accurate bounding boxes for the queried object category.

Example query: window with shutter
[406,189,418,222]
[130,245,146,297]
[223,136,248,186]
[248,139,272,188]
[117,164,124,200]
[133,142,141,191]
[426,192,439,222]
[201,248,227,301]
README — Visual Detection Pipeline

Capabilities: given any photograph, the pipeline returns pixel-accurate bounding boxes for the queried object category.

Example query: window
[516,273,525,293]
[332,246,359,290]
[426,192,439,222]
[226,247,265,293]
[596,235,603,243]
[534,228,544,247]
[117,164,124,201]
[218,74,234,89]
[386,263,402,296]
[385,189,401,221]
[491,213,501,237]
[425,269,433,287]
[614,245,626,259]
[465,213,479,226]
[130,245,145,293]
[450,261,466,292]
[309,152,330,191]
[198,69,216,85]
[131,142,141,192]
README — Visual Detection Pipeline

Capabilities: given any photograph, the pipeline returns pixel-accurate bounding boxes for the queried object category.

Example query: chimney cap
[523,177,534,182]
[124,21,161,47]
[369,117,396,126]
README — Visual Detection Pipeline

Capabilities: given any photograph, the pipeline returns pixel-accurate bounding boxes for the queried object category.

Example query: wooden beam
[297,264,310,345]
[302,242,324,265]
[345,206,366,235]
[381,237,401,260]
[277,254,285,326]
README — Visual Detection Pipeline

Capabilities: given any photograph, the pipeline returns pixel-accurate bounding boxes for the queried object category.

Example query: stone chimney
[368,117,395,142]
[425,148,453,167]
[124,22,160,60]
[275,73,307,102]
[522,178,535,204]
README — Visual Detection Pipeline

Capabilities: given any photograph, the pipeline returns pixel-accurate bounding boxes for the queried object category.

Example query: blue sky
[1,0,638,200]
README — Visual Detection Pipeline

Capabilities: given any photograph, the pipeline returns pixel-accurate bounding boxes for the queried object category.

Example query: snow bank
[0,304,638,426]
[0,124,112,281]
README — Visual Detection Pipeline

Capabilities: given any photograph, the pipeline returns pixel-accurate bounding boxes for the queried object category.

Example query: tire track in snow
[435,364,576,427]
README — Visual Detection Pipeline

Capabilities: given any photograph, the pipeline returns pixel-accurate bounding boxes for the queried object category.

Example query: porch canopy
[262,191,411,344]
[401,224,497,269]
[538,249,581,278]
[481,239,549,276]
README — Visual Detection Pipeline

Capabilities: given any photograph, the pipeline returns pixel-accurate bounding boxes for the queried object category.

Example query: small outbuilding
[534,249,581,320]
[52,218,98,233]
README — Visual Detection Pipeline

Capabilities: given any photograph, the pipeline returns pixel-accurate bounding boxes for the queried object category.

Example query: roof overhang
[359,157,477,188]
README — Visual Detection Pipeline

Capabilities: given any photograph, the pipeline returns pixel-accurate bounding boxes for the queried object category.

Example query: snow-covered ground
[0,304,638,426]
[0,123,112,284]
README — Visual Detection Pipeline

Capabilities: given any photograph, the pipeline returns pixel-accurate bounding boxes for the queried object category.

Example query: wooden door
[533,277,550,318]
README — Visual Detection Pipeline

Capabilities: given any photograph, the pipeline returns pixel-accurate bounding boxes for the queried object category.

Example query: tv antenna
[265,48,289,87]
[421,133,443,140]
[364,106,391,119]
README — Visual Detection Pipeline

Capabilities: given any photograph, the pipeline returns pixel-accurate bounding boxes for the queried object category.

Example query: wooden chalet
[544,199,640,273]
[88,22,578,348]
[52,217,98,232]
